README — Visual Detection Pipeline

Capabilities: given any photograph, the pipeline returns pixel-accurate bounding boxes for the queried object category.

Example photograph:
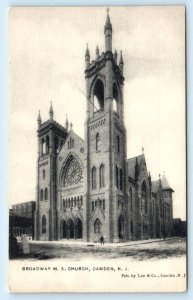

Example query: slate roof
[161,175,174,192]
[151,180,160,193]
[127,154,143,180]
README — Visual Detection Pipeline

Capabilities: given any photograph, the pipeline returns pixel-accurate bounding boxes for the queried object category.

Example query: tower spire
[119,50,124,74]
[85,43,90,69]
[65,114,69,132]
[104,8,112,52]
[49,101,54,121]
[105,8,112,31]
[37,110,42,128]
[96,45,99,60]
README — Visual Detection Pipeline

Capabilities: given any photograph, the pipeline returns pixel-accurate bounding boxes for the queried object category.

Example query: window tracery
[63,156,83,187]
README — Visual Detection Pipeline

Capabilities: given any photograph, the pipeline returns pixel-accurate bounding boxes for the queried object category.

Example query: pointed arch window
[116,166,119,188]
[131,220,133,233]
[92,167,97,190]
[41,138,46,156]
[94,219,101,233]
[141,181,147,214]
[40,189,44,201]
[113,82,119,115]
[45,188,48,200]
[46,136,50,154]
[120,168,123,191]
[99,164,105,188]
[42,215,46,234]
[93,79,104,113]
[96,133,100,152]
[117,135,120,153]
[103,199,105,210]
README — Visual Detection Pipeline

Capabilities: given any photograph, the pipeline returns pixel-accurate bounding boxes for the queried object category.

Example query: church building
[34,11,174,242]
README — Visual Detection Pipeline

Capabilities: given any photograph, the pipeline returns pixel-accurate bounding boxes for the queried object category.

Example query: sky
[8,6,185,220]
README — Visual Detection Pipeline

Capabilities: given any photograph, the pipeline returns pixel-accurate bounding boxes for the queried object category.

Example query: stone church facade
[34,12,174,242]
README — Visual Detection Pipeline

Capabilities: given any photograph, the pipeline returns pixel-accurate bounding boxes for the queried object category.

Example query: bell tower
[83,10,128,242]
[34,103,67,241]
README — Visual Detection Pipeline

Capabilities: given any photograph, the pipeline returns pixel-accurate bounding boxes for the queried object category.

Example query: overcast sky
[8,6,185,219]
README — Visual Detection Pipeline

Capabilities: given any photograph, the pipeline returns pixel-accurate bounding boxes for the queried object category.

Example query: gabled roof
[127,154,143,180]
[161,175,174,192]
[151,180,160,193]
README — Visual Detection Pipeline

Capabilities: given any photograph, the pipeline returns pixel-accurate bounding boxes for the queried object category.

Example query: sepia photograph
[8,6,186,292]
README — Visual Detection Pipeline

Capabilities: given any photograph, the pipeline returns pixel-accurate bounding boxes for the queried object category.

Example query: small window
[45,188,48,200]
[131,221,133,233]
[43,169,45,179]
[40,189,44,201]
[103,199,105,210]
[92,167,97,190]
[92,201,94,211]
[46,136,50,154]
[99,164,105,188]
[116,166,119,188]
[100,199,102,208]
[117,135,120,153]
[42,215,46,234]
[120,169,123,191]
[96,133,100,152]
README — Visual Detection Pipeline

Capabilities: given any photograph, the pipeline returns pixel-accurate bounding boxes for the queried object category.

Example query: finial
[85,43,90,59]
[142,147,144,154]
[65,114,69,132]
[159,173,161,180]
[49,101,54,121]
[96,45,99,60]
[163,170,165,176]
[37,110,41,122]
[37,110,42,128]
[119,50,124,66]
[70,122,73,130]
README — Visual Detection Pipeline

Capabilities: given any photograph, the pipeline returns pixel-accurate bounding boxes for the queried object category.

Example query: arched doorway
[61,220,67,239]
[75,218,82,239]
[67,219,74,239]
[118,215,124,239]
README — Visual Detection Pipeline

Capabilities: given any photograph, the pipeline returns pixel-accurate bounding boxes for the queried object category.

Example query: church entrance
[118,215,124,239]
[67,219,74,239]
[75,218,82,239]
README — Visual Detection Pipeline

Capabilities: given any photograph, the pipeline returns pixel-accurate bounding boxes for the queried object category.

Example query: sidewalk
[29,237,180,249]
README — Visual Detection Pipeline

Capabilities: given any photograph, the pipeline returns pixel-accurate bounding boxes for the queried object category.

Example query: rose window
[63,156,83,187]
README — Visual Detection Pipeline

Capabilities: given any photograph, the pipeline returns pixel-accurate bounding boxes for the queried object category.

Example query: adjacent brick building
[9,201,36,239]
[35,12,174,242]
